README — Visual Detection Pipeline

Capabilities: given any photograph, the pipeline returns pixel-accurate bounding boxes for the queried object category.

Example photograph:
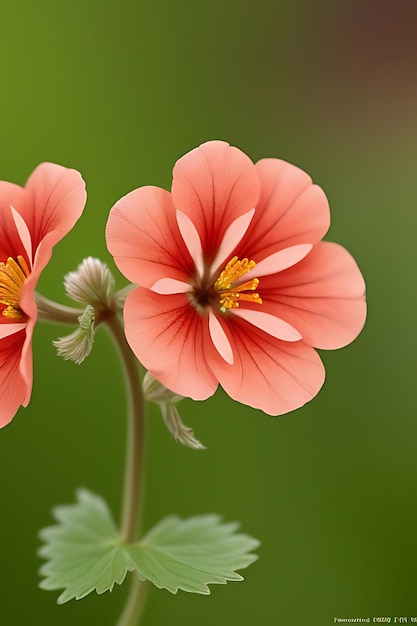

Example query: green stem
[105,312,145,542]
[35,291,148,624]
[35,293,84,324]
[116,578,150,626]
[105,312,148,626]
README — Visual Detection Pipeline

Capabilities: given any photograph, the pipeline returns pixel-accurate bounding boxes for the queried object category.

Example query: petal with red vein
[172,140,260,260]
[124,288,218,400]
[106,186,193,287]
[0,330,27,427]
[0,195,27,262]
[239,159,330,261]
[209,318,325,415]
[18,162,86,252]
[260,242,367,349]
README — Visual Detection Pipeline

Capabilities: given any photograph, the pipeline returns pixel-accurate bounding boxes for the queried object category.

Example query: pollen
[214,256,262,311]
[0,256,30,318]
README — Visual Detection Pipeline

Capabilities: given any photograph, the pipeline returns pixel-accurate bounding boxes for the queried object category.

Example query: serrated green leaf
[39,489,260,603]
[38,489,133,604]
[128,515,260,594]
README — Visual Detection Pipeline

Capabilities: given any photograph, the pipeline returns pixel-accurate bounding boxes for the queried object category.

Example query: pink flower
[106,141,366,415]
[0,164,87,426]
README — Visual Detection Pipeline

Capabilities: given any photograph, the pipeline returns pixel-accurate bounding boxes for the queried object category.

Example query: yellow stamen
[214,256,262,311]
[0,256,30,318]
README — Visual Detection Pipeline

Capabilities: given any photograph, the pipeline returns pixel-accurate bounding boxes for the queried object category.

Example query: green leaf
[39,489,260,603]
[128,514,260,594]
[38,489,132,604]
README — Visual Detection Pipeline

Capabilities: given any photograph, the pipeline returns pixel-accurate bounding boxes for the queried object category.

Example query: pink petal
[0,330,28,427]
[171,141,260,261]
[20,238,49,320]
[150,278,191,295]
[0,323,27,339]
[208,318,325,416]
[209,311,234,364]
[1,166,85,324]
[238,159,330,261]
[17,162,87,252]
[260,242,367,349]
[231,309,302,342]
[0,196,28,264]
[106,186,194,287]
[176,210,204,277]
[124,288,218,400]
[20,317,34,405]
[209,209,255,279]
[11,206,32,267]
[243,243,313,281]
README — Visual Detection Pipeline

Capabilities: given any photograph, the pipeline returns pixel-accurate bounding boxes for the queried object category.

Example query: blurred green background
[1,1,416,624]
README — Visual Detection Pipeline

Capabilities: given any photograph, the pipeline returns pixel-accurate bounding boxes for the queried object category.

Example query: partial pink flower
[106,141,366,415]
[0,164,87,426]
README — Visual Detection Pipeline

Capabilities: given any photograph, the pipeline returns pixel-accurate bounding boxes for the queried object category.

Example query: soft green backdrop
[1,1,416,625]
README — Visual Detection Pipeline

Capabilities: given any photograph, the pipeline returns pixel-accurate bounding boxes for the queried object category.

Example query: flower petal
[20,318,34,406]
[124,288,218,400]
[230,309,302,342]
[150,278,191,295]
[208,318,325,416]
[106,186,194,287]
[10,206,32,267]
[172,141,260,261]
[260,242,367,349]
[176,210,204,278]
[209,209,255,279]
[0,195,27,263]
[0,323,27,339]
[0,330,27,427]
[17,162,87,252]
[238,159,330,261]
[243,243,313,280]
[209,311,234,364]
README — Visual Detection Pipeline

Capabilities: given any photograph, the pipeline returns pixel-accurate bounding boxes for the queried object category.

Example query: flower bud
[53,305,95,365]
[143,372,206,450]
[64,257,115,308]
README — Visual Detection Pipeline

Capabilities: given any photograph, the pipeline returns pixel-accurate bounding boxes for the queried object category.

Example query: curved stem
[105,312,145,543]
[116,578,150,626]
[35,291,148,624]
[35,293,84,324]
[105,312,148,626]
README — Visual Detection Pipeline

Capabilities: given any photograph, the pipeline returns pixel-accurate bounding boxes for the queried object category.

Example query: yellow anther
[215,257,262,311]
[0,256,30,318]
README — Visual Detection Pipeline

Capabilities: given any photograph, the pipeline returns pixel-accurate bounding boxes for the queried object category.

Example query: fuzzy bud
[53,305,95,365]
[143,372,206,450]
[64,257,115,308]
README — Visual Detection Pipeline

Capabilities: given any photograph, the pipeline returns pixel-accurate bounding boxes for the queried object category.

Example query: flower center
[214,256,262,312]
[0,255,30,319]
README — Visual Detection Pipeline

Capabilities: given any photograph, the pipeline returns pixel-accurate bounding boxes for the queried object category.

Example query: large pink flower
[106,141,366,415]
[0,164,87,427]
